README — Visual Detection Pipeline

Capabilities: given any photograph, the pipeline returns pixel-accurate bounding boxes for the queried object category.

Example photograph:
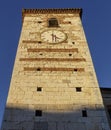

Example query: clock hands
[51,33,55,42]
[51,33,61,42]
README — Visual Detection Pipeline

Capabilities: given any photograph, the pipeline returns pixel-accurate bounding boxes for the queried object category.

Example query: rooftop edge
[22,8,82,19]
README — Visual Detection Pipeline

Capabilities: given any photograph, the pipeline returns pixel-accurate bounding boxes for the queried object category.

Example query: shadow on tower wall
[1,104,111,130]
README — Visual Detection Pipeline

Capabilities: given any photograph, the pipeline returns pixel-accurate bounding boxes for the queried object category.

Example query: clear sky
[0,0,111,127]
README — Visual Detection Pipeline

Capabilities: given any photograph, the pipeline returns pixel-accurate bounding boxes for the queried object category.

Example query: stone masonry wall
[1,10,110,130]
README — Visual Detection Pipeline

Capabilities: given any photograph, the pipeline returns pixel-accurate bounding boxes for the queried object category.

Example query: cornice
[22,8,82,19]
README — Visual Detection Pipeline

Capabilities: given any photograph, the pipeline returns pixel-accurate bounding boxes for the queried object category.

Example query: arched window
[48,18,59,27]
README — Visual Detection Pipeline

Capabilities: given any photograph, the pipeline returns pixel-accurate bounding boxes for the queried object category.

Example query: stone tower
[1,8,110,130]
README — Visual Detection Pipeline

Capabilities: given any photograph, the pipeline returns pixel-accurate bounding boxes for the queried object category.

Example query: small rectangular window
[38,41,42,44]
[37,87,42,92]
[72,42,75,44]
[74,69,77,71]
[38,21,42,23]
[82,110,87,117]
[76,87,82,92]
[69,54,72,56]
[37,68,41,71]
[35,110,42,116]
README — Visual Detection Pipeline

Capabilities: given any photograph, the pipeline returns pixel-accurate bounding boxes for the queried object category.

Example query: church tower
[1,8,110,130]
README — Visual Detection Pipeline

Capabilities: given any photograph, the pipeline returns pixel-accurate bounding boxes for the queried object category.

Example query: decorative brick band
[27,48,78,53]
[22,8,82,14]
[20,58,86,62]
[24,67,84,72]
[22,40,68,44]
[22,40,38,43]
[62,21,72,24]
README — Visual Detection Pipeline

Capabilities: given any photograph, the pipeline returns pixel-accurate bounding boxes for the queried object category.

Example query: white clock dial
[41,30,66,43]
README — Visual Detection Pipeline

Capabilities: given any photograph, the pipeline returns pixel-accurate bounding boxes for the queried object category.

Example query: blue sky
[0,0,111,127]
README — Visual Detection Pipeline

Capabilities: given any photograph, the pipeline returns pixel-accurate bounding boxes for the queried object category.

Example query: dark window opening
[35,110,42,116]
[48,18,59,27]
[38,21,42,23]
[39,53,43,56]
[37,68,41,71]
[76,87,82,92]
[74,69,77,71]
[68,21,71,24]
[37,87,42,92]
[72,42,75,44]
[82,110,87,117]
[38,41,42,44]
[69,54,72,56]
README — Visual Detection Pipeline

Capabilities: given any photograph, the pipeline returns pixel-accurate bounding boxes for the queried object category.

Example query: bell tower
[1,8,110,130]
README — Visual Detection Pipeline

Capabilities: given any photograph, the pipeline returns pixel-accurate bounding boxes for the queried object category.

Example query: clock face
[41,30,66,43]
